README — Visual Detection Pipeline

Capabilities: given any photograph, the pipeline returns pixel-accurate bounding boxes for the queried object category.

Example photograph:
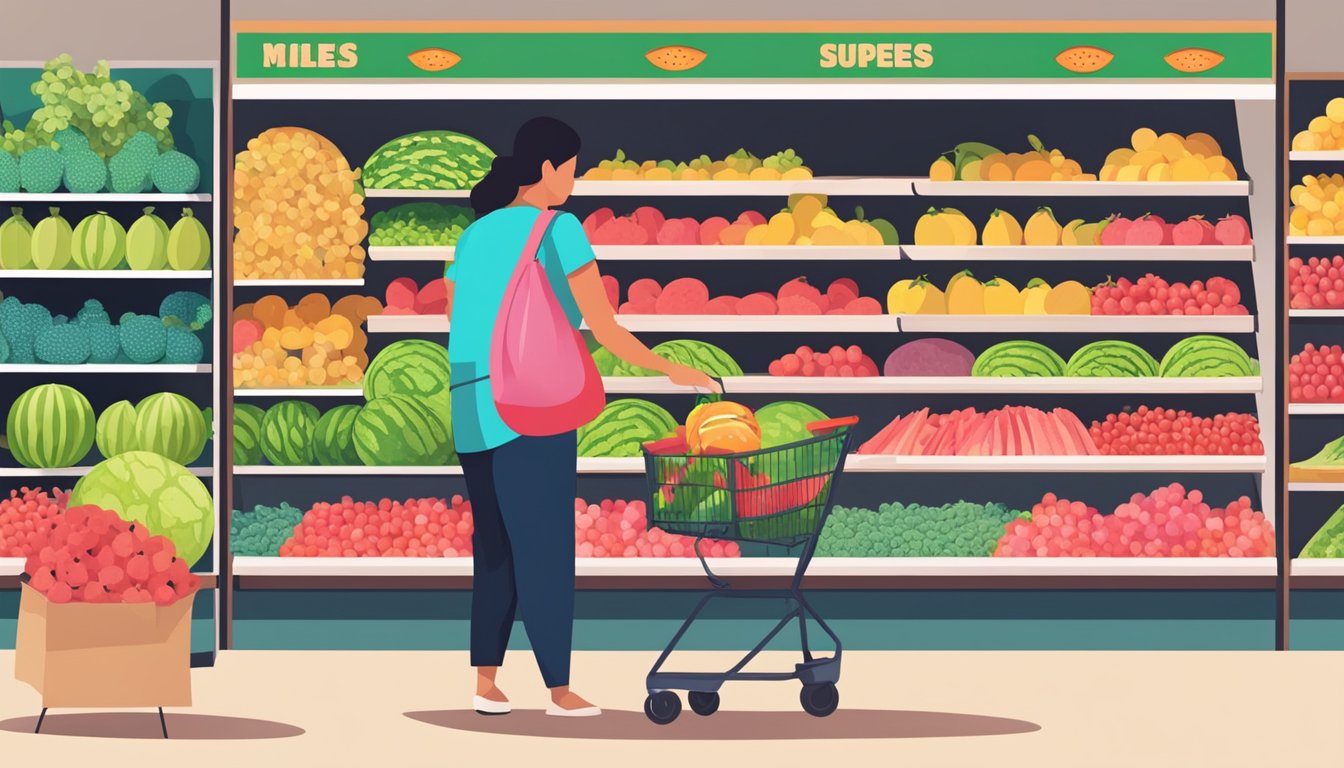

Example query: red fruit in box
[737,210,767,227]
[582,208,614,238]
[386,277,419,310]
[699,216,730,245]
[844,297,883,315]
[1100,216,1132,245]
[655,277,710,314]
[633,206,666,242]
[777,295,823,315]
[827,278,860,308]
[1215,214,1251,245]
[737,293,778,315]
[778,276,824,305]
[1125,214,1170,246]
[703,295,740,314]
[1171,215,1217,246]
[414,278,448,314]
[601,274,620,310]
[628,277,662,303]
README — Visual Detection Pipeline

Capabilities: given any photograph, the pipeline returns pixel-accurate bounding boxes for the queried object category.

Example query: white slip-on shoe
[546,702,602,717]
[474,695,512,715]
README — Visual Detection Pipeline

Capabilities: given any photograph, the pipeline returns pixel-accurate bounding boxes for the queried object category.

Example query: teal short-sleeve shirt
[444,206,596,454]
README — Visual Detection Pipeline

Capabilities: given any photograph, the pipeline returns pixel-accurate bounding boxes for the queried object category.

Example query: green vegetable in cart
[231,503,305,556]
[354,395,454,466]
[816,501,1030,557]
[0,151,21,192]
[135,392,208,465]
[578,399,678,457]
[96,400,140,458]
[233,403,266,465]
[261,400,321,466]
[61,150,108,193]
[0,207,34,269]
[31,208,73,270]
[362,130,496,190]
[166,208,210,270]
[70,451,214,568]
[313,404,363,465]
[126,207,170,269]
[107,132,160,193]
[72,211,127,270]
[6,383,95,468]
[34,323,91,364]
[18,147,63,193]
[150,150,200,194]
[23,56,174,159]
[118,313,167,363]
[755,401,829,449]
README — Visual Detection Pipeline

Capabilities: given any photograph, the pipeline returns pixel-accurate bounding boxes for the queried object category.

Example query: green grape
[22,55,174,159]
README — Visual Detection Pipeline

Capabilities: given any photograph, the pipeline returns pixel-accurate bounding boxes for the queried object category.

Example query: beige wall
[0,0,220,64]
[1287,0,1344,71]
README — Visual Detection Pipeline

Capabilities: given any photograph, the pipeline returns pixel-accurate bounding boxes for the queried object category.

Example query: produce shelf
[235,279,366,287]
[1288,309,1344,317]
[367,246,455,262]
[1290,559,1344,588]
[898,314,1255,334]
[571,178,919,197]
[0,559,219,591]
[0,466,214,478]
[1287,236,1344,245]
[604,376,1263,395]
[235,465,463,476]
[0,558,24,577]
[363,188,470,199]
[365,314,900,334]
[1289,151,1344,161]
[0,364,212,374]
[1289,483,1344,492]
[595,245,905,261]
[0,193,211,203]
[843,454,1265,474]
[233,387,364,398]
[1288,404,1344,415]
[0,270,214,279]
[229,555,1277,591]
[913,180,1251,197]
[900,245,1255,263]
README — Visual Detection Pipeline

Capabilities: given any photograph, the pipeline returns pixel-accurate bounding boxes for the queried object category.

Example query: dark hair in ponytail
[471,116,581,217]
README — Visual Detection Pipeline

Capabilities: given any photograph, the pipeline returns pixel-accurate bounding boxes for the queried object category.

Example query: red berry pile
[1289,255,1344,309]
[1289,343,1344,402]
[575,498,740,558]
[0,487,68,557]
[1091,274,1247,315]
[280,496,474,557]
[23,505,200,605]
[1089,406,1262,455]
[994,484,1273,558]
[768,344,879,377]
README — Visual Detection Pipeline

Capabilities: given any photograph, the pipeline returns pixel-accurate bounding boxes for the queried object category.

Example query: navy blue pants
[459,431,577,689]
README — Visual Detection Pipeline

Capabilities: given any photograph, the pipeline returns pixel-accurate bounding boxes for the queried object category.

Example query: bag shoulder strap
[519,208,559,267]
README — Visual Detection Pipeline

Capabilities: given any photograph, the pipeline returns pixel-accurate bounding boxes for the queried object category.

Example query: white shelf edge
[1288,483,1344,493]
[235,465,462,476]
[0,193,211,202]
[0,364,212,374]
[595,245,903,261]
[235,279,366,287]
[1288,236,1344,244]
[233,388,364,398]
[605,376,1263,395]
[901,245,1254,262]
[913,180,1250,197]
[229,555,1277,579]
[1289,309,1344,317]
[0,269,213,279]
[1289,151,1344,161]
[0,557,23,577]
[1291,559,1344,577]
[0,466,213,478]
[367,246,456,261]
[845,454,1265,474]
[1288,404,1344,415]
[900,314,1254,334]
[364,188,471,199]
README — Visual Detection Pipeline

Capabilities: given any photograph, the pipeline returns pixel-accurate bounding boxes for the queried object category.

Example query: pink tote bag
[490,209,606,435]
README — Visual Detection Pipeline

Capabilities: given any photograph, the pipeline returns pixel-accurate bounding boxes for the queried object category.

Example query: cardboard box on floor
[14,583,193,708]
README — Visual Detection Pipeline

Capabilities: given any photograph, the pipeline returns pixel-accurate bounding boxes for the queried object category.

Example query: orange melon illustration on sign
[646,45,707,72]
[1055,46,1113,73]
[408,48,462,72]
[1164,48,1225,73]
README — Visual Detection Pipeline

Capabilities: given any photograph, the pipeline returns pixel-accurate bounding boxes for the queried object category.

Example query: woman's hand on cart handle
[668,365,722,393]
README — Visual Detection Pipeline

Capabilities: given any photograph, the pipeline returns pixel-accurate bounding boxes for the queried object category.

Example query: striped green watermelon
[1160,335,1257,377]
[592,347,620,376]
[353,395,453,465]
[314,404,362,465]
[96,400,139,458]
[972,341,1066,377]
[364,339,451,428]
[611,340,744,378]
[136,392,207,464]
[71,211,126,269]
[362,131,496,190]
[578,399,678,457]
[233,403,265,465]
[7,383,95,468]
[261,400,321,465]
[1065,341,1159,377]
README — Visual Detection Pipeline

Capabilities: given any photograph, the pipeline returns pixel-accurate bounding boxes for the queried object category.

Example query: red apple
[1125,214,1170,246]
[1171,215,1217,246]
[632,206,666,242]
[386,277,419,310]
[1215,214,1251,245]
[737,210,767,227]
[699,216,729,245]
[1099,216,1132,246]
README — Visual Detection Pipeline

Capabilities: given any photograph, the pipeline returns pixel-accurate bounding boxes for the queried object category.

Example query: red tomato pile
[1289,343,1344,402]
[1091,274,1246,315]
[574,498,740,558]
[1089,406,1262,455]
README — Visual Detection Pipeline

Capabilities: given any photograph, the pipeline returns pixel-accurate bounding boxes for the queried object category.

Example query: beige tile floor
[0,648,1340,767]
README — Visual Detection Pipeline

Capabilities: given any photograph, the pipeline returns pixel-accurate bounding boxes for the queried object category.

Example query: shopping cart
[639,413,859,724]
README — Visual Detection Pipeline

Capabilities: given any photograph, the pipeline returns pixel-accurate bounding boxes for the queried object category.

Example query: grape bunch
[574,498,740,558]
[0,487,69,557]
[23,504,200,604]
[1091,274,1247,315]
[1089,406,1262,456]
[1289,256,1344,309]
[231,503,306,556]
[1290,173,1344,237]
[817,501,1029,557]
[1289,343,1344,402]
[768,344,879,377]
[994,485,1273,558]
[369,203,474,247]
[233,127,368,280]
[279,496,473,557]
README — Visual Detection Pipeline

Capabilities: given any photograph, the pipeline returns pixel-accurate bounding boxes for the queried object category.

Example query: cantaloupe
[1164,48,1224,73]
[1055,46,1113,73]
[645,46,707,72]
[1044,280,1092,315]
[408,48,461,72]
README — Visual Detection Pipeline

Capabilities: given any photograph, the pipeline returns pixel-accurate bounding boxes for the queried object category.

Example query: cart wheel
[688,691,720,716]
[800,683,839,717]
[644,691,682,724]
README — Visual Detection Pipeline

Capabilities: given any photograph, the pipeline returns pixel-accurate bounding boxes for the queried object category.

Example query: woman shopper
[444,116,720,717]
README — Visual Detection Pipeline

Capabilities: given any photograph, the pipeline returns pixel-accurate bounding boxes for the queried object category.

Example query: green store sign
[235,31,1272,80]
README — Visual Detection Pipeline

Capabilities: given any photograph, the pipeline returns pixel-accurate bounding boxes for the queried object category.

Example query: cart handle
[806,416,859,436]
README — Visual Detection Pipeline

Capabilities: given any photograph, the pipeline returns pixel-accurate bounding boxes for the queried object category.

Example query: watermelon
[96,400,140,458]
[261,400,321,465]
[233,403,265,465]
[1160,335,1257,377]
[364,339,451,426]
[314,404,363,465]
[362,131,496,190]
[578,399,678,457]
[136,392,207,464]
[611,339,744,377]
[1065,341,1159,377]
[592,346,620,376]
[6,383,95,468]
[71,211,126,270]
[756,401,829,448]
[972,341,1067,377]
[353,395,453,465]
